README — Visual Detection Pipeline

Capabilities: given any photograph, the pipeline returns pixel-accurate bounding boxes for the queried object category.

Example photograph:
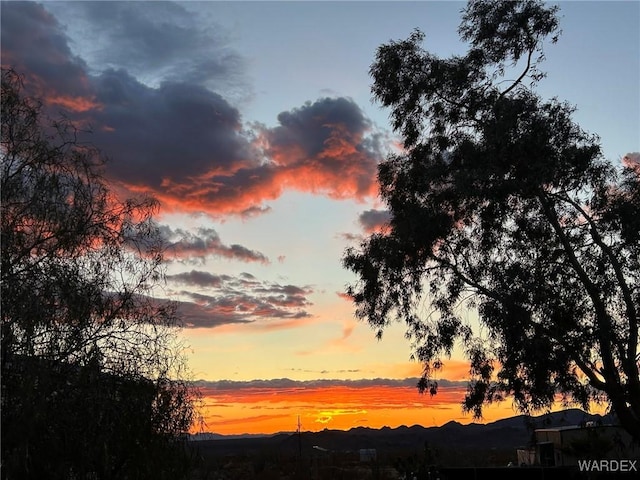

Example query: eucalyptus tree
[343,0,640,439]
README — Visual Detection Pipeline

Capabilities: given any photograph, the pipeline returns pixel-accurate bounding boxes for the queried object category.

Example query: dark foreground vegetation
[188,433,631,480]
[1,67,198,479]
[187,409,634,479]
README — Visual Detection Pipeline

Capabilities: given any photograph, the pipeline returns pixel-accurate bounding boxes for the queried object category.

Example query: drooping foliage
[1,68,199,479]
[343,0,640,439]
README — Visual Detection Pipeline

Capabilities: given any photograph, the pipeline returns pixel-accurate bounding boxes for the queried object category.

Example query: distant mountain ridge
[191,408,618,456]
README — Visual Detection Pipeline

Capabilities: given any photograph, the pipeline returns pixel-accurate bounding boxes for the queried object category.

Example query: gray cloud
[358,209,391,233]
[338,232,364,242]
[159,225,269,264]
[165,270,313,328]
[0,2,91,100]
[166,270,229,288]
[171,297,254,328]
[92,70,255,188]
[267,97,371,160]
[194,377,468,391]
[259,97,383,200]
[42,1,245,91]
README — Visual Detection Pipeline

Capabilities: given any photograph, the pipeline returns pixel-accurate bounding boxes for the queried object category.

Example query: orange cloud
[341,322,356,340]
[135,132,381,218]
[336,291,353,302]
[47,94,102,112]
[108,97,383,218]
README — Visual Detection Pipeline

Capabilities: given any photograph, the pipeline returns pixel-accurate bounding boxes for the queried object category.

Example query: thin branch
[499,47,534,98]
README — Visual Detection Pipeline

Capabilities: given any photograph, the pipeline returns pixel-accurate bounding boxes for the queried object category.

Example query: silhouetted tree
[343,0,639,440]
[1,68,199,479]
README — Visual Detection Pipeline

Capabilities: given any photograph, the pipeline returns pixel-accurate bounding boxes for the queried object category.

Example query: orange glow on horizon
[194,383,523,436]
[193,376,610,436]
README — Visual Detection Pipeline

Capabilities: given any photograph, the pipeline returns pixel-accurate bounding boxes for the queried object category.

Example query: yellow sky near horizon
[195,380,610,436]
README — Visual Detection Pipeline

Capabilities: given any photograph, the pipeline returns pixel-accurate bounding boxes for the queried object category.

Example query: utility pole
[296,415,303,479]
[297,415,302,459]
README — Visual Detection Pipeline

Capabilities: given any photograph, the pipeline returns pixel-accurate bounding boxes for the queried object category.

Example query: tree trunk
[609,392,640,442]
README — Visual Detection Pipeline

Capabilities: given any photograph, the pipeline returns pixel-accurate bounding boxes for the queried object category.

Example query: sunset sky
[2,1,638,435]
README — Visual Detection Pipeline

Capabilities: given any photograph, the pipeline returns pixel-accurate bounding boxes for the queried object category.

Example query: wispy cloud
[165,271,313,329]
[295,320,361,356]
[159,225,269,264]
[286,368,362,375]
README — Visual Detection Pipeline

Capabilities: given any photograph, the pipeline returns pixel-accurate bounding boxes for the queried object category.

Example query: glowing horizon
[194,378,609,436]
[195,380,515,436]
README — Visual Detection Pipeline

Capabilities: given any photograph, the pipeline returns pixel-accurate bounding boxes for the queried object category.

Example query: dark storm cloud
[267,97,370,160]
[2,2,385,218]
[165,270,313,328]
[158,226,269,264]
[142,95,385,215]
[0,2,93,103]
[101,94,383,216]
[259,97,382,200]
[42,1,245,89]
[1,1,254,191]
[93,70,253,186]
